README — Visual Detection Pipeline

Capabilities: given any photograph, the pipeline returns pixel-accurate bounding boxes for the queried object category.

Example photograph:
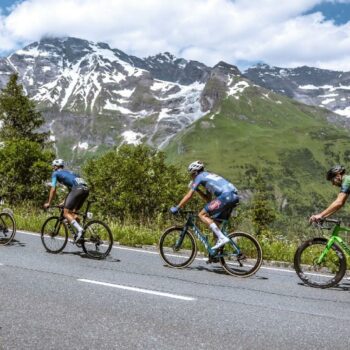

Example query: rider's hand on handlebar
[170,206,179,215]
[309,214,323,223]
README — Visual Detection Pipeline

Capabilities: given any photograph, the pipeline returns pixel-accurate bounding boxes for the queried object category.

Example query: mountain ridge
[0,36,348,166]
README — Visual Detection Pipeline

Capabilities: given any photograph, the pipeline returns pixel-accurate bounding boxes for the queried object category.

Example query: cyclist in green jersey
[310,165,349,222]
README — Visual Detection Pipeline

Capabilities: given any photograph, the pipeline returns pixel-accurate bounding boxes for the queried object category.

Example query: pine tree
[250,173,277,235]
[0,74,53,203]
[0,73,48,143]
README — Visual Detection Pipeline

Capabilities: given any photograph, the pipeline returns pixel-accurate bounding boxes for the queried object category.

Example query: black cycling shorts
[64,186,89,211]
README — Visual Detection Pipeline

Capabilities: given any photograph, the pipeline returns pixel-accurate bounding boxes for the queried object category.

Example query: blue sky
[1,0,350,71]
[0,0,18,13]
[305,1,350,24]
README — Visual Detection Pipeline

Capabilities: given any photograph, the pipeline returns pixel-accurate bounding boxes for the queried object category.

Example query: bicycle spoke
[294,238,346,288]
[41,217,68,253]
[82,220,113,259]
[159,227,197,268]
[220,232,262,277]
[0,213,16,245]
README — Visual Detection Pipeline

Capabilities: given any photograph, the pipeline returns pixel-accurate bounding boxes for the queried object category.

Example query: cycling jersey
[191,171,237,197]
[51,170,87,190]
[340,175,350,194]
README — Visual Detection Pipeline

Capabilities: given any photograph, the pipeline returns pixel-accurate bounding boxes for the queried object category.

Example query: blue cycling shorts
[204,192,239,220]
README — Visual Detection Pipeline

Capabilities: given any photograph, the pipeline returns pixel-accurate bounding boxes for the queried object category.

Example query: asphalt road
[1,231,350,350]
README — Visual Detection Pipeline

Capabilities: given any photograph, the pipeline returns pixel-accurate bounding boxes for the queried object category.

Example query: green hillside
[165,85,350,215]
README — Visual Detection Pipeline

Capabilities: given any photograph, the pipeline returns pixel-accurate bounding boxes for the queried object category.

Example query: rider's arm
[44,173,58,208]
[310,192,348,221]
[177,189,195,209]
[46,187,57,206]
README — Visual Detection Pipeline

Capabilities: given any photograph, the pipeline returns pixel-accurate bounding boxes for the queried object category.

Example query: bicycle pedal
[206,256,220,264]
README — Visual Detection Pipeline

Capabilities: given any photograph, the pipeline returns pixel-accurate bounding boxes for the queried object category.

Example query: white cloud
[0,0,350,70]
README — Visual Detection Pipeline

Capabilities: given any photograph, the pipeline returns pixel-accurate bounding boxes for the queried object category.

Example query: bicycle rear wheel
[159,226,197,268]
[219,231,263,277]
[82,220,113,259]
[41,216,68,253]
[0,212,16,245]
[294,237,346,288]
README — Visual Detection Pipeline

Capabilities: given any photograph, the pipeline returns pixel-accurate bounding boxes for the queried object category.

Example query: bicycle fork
[317,237,337,264]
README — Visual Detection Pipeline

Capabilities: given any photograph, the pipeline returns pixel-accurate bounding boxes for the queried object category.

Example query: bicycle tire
[82,220,113,259]
[41,216,68,253]
[0,212,16,246]
[219,231,263,277]
[159,226,197,268]
[294,237,346,288]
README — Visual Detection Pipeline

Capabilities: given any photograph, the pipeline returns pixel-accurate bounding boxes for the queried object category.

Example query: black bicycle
[0,208,16,246]
[41,200,113,259]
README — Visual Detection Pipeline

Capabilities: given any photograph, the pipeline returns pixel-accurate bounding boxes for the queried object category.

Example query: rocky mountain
[0,37,218,162]
[245,64,350,118]
[0,37,348,165]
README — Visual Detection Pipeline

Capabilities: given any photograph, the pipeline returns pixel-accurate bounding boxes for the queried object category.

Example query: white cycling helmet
[52,158,65,167]
[188,160,204,174]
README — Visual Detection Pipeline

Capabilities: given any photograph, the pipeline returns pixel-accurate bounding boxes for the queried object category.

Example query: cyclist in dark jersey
[310,165,349,222]
[44,159,89,242]
[170,161,239,250]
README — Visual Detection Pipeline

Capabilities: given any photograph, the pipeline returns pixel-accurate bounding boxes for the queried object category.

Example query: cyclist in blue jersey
[44,159,89,242]
[170,161,239,250]
[310,165,350,222]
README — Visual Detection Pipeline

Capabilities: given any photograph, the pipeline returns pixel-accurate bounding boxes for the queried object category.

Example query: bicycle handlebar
[172,209,197,218]
[312,217,341,228]
[322,218,341,224]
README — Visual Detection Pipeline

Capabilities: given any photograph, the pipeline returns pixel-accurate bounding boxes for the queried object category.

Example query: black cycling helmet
[326,165,346,181]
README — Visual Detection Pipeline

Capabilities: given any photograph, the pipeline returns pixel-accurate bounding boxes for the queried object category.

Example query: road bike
[41,200,113,259]
[159,210,263,277]
[294,218,350,288]
[0,200,16,246]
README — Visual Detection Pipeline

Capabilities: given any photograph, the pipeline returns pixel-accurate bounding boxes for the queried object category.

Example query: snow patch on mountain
[121,131,144,145]
[227,81,250,98]
[72,142,89,151]
[335,107,350,118]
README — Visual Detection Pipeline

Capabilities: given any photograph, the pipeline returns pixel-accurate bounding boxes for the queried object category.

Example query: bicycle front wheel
[0,212,16,245]
[159,226,197,268]
[41,216,68,253]
[294,238,346,288]
[82,220,113,259]
[219,231,263,277]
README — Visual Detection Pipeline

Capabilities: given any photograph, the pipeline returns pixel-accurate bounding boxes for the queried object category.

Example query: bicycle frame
[177,212,241,256]
[51,200,94,236]
[52,200,94,226]
[317,223,350,263]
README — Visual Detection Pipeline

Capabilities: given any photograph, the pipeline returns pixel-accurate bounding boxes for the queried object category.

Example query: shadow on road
[298,281,350,291]
[1,239,26,247]
[60,250,120,262]
[189,265,268,280]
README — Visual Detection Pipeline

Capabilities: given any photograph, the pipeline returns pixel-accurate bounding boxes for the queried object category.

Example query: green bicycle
[294,218,350,288]
[159,210,263,277]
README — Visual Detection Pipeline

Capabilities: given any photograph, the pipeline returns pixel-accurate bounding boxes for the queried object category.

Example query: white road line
[0,263,3,266]
[78,278,196,301]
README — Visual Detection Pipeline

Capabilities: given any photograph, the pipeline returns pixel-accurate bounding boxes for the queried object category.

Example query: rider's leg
[198,209,229,244]
[63,188,86,237]
[64,208,83,234]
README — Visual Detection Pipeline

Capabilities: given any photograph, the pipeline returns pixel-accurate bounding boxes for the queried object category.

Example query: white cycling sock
[71,220,83,235]
[209,223,226,240]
